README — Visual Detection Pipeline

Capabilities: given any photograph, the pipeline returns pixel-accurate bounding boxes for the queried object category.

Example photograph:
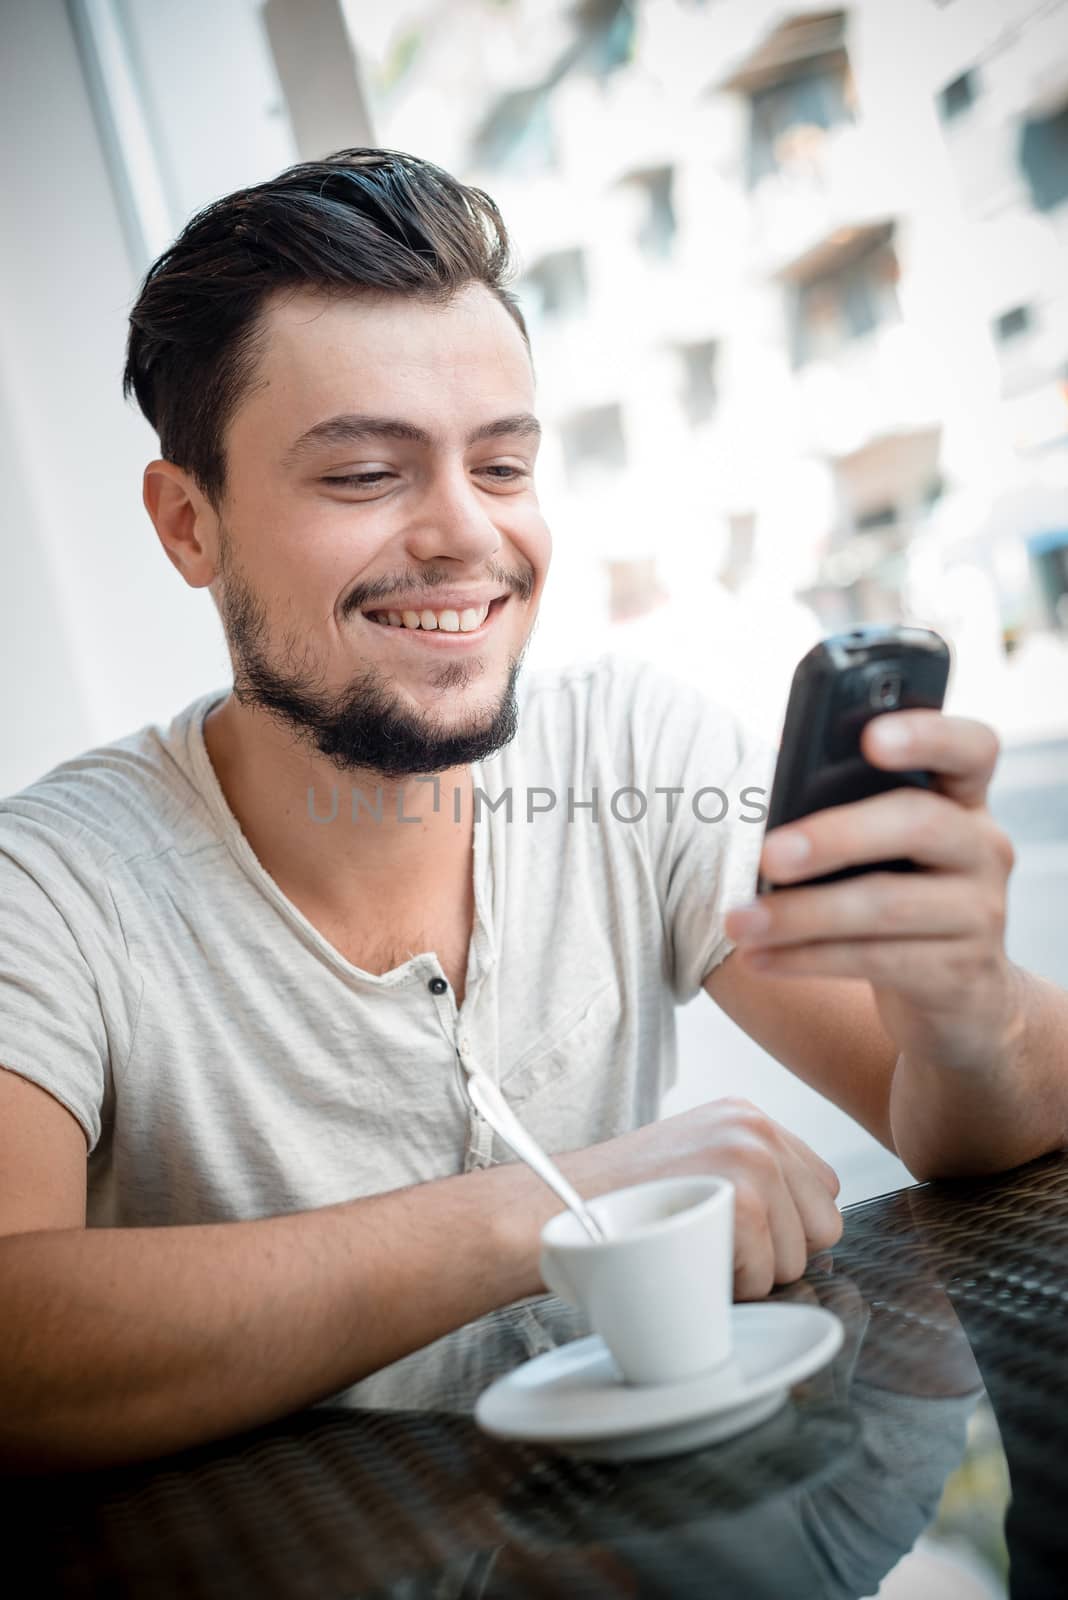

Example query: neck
[202,693,474,911]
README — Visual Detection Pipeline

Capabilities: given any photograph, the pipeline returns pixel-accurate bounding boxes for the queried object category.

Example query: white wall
[0,341,92,788]
[0,0,295,797]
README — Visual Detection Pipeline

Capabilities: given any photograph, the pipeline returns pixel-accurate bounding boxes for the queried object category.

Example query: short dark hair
[122,146,530,512]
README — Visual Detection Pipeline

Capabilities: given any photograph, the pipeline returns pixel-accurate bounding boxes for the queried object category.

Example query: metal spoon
[465,1070,607,1243]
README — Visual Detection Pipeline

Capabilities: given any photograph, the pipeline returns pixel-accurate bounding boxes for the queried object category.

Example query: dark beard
[216,549,526,779]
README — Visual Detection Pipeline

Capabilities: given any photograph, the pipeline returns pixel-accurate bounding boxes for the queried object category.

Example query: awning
[718,10,847,96]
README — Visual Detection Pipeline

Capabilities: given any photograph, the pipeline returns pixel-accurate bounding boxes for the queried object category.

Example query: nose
[402,463,504,567]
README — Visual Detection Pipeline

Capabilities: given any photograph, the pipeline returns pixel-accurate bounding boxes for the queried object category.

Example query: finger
[764,1164,810,1285]
[773,1122,841,1200]
[732,1187,776,1301]
[728,873,994,950]
[759,788,999,884]
[861,711,1000,809]
[777,1142,844,1256]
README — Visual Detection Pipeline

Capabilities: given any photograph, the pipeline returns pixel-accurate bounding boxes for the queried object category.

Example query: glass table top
[6,1151,1068,1598]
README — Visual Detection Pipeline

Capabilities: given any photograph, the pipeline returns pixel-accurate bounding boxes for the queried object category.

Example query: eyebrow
[281,411,542,468]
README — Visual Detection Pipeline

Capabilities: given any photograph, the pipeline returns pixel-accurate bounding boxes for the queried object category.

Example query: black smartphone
[756,624,952,893]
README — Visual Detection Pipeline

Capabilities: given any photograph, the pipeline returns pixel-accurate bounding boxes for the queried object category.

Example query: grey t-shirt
[0,655,773,1230]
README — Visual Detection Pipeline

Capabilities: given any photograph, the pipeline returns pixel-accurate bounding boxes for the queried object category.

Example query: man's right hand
[549,1098,843,1300]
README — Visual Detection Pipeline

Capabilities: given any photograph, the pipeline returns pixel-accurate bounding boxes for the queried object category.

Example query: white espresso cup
[539,1175,736,1387]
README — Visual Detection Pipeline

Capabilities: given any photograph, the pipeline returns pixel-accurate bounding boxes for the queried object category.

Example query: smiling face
[207,280,550,777]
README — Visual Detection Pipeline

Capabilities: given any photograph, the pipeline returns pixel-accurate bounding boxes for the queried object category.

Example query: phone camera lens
[870,672,902,710]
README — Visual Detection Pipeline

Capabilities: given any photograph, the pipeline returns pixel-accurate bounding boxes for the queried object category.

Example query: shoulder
[513,652,767,776]
[0,688,227,883]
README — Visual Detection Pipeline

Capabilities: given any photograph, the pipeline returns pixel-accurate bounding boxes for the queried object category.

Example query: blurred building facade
[351,0,1068,732]
[3,0,1065,793]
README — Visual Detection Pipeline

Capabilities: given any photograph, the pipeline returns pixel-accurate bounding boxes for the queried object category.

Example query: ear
[142,460,220,590]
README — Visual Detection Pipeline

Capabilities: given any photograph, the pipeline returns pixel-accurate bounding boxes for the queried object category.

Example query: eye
[322,471,394,488]
[321,464,530,490]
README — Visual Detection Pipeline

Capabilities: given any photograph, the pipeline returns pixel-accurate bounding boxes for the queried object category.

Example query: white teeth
[375,601,495,631]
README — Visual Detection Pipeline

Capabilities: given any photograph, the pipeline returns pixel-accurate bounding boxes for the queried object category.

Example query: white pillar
[263,0,375,160]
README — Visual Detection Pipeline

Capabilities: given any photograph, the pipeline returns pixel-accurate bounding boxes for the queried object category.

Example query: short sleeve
[629,663,777,1003]
[0,816,131,1154]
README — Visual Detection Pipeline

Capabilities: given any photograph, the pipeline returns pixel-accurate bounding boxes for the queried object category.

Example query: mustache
[342,561,536,617]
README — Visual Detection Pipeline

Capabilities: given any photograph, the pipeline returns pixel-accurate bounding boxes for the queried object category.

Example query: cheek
[269,505,386,594]
[513,512,552,582]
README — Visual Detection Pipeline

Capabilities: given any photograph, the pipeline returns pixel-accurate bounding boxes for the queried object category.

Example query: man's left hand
[723,710,1024,1073]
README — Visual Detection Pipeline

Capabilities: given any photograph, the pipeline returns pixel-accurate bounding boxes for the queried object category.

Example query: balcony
[748,121,904,280]
[792,324,949,459]
[718,9,847,99]
[804,427,946,622]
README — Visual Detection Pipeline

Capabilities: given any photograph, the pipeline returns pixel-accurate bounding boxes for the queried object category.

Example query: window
[605,558,662,622]
[1029,530,1068,630]
[790,234,901,368]
[626,166,677,261]
[577,0,637,78]
[720,512,755,591]
[938,70,978,122]
[1019,105,1068,214]
[559,403,627,489]
[855,504,897,533]
[469,87,557,176]
[676,339,719,426]
[994,305,1033,342]
[521,248,588,321]
[747,56,853,187]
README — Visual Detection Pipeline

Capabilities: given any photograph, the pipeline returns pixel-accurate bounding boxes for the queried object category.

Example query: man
[1,148,1065,1473]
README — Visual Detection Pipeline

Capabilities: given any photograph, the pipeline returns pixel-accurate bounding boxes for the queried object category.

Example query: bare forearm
[890,966,1068,1180]
[0,1092,850,1473]
[0,1163,549,1474]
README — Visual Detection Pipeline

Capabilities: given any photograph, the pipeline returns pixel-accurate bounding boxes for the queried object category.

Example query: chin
[403,652,504,703]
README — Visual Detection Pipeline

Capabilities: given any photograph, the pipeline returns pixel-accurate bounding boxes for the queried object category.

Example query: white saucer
[475,1303,842,1461]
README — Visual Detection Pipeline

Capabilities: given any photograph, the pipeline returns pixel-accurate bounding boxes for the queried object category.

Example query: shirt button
[428,976,448,995]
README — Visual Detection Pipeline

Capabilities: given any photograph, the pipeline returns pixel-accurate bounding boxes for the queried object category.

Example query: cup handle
[540,1249,578,1306]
